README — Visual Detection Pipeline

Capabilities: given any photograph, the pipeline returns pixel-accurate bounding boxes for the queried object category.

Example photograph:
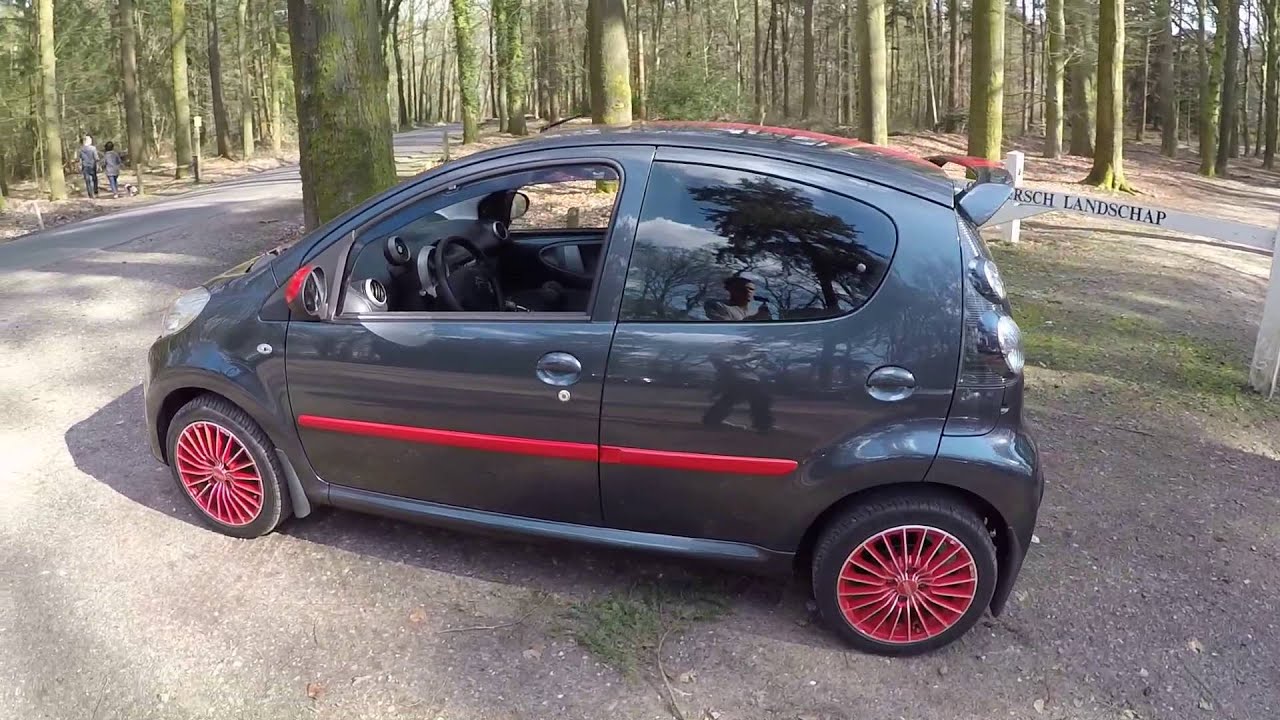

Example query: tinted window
[621,162,896,322]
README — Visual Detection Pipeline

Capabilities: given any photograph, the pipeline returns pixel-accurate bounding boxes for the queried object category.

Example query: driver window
[340,163,621,316]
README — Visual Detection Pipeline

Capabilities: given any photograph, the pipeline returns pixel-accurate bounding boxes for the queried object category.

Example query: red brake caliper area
[837,525,978,644]
[175,421,265,526]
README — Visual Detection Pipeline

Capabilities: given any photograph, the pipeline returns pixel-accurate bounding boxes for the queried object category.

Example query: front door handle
[866,366,916,402]
[536,352,582,386]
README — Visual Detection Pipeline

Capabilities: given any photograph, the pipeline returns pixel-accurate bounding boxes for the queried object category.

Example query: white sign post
[1000,151,1025,244]
[1250,221,1280,398]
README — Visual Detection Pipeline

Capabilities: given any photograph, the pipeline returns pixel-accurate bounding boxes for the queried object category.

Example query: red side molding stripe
[297,415,799,476]
[600,445,798,476]
[296,415,599,462]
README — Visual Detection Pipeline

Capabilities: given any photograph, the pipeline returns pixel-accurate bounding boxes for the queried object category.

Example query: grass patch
[990,242,1279,423]
[566,579,731,674]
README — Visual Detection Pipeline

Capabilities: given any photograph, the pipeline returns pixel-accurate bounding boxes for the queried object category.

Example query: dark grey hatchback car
[145,123,1041,655]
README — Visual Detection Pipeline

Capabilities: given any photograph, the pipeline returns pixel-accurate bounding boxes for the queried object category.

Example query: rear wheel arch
[795,483,1012,601]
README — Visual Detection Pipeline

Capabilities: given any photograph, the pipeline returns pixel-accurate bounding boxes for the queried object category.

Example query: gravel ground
[2,139,1279,720]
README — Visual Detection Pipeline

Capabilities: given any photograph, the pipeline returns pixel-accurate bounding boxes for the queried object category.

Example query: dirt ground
[3,129,1280,720]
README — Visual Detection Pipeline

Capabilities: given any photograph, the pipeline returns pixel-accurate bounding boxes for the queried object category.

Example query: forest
[0,0,1277,221]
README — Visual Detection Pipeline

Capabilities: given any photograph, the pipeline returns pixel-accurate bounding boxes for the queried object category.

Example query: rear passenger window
[620,162,897,322]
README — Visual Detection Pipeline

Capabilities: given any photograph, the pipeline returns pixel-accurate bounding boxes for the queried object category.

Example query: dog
[123,183,140,197]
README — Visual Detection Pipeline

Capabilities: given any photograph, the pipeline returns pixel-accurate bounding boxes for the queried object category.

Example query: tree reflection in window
[622,163,896,322]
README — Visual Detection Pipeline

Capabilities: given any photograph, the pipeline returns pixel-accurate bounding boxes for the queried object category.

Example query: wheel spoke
[176,421,263,527]
[837,524,978,645]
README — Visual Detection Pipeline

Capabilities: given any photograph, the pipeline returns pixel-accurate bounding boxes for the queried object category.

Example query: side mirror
[284,265,328,319]
[509,192,530,221]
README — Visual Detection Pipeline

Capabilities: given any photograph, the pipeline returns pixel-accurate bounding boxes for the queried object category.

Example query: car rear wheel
[166,395,290,538]
[812,493,997,656]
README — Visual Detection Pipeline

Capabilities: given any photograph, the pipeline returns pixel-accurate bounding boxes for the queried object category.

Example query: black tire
[165,394,291,538]
[811,492,997,656]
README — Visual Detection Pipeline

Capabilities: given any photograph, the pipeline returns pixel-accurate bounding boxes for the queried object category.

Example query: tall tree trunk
[451,0,481,142]
[493,0,506,127]
[1045,0,1064,156]
[38,0,66,199]
[1137,25,1149,141]
[286,0,396,228]
[967,0,1003,158]
[236,0,254,159]
[921,0,939,127]
[1084,0,1129,189]
[636,28,647,120]
[768,0,778,111]
[782,0,791,116]
[588,0,632,124]
[1021,0,1030,134]
[1158,0,1178,155]
[1067,0,1095,156]
[502,0,528,134]
[802,0,816,117]
[208,0,234,158]
[1215,0,1241,174]
[121,0,146,187]
[1266,0,1279,167]
[172,0,193,177]
[732,0,745,103]
[270,7,286,154]
[395,15,409,128]
[1199,0,1225,175]
[754,0,764,120]
[947,0,959,119]
[858,0,888,143]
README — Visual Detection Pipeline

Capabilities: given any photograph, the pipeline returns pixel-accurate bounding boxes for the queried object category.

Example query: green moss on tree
[286,0,397,228]
[588,0,631,125]
[1066,0,1095,157]
[450,0,480,143]
[236,0,255,159]
[1083,0,1132,191]
[172,0,193,178]
[966,0,1003,159]
[37,0,66,200]
[1266,0,1279,168]
[501,0,528,135]
[121,0,146,190]
[1199,0,1225,176]
[1044,0,1064,157]
[857,0,888,144]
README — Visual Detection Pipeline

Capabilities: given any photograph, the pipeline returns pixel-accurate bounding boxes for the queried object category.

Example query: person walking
[78,135,101,199]
[103,142,123,198]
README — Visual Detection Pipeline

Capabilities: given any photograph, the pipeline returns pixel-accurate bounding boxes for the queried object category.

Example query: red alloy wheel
[836,525,978,644]
[174,421,265,527]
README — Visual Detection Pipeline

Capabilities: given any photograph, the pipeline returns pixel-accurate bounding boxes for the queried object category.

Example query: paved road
[0,126,457,271]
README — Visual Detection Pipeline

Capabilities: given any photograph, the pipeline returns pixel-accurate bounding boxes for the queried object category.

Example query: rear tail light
[946,222,1024,436]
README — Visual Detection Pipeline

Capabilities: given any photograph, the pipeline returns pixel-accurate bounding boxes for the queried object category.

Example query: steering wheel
[432,235,505,311]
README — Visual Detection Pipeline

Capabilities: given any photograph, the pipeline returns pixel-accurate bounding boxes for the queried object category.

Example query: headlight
[160,287,210,337]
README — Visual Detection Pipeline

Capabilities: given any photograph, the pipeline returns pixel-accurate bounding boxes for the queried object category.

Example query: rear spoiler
[925,155,1015,227]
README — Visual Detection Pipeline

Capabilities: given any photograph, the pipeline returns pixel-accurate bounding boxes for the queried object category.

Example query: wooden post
[442,132,451,162]
[1249,215,1280,398]
[1001,151,1025,244]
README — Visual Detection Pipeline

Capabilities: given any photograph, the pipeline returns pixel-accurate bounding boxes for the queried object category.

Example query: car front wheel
[812,493,997,656]
[166,395,290,538]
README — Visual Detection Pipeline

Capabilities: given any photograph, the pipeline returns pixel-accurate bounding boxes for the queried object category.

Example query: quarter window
[620,162,897,322]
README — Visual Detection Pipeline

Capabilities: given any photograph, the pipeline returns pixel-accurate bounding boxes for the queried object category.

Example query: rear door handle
[536,352,582,386]
[866,366,916,402]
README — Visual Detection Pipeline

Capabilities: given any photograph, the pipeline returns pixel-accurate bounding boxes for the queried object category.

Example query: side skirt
[327,485,794,574]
